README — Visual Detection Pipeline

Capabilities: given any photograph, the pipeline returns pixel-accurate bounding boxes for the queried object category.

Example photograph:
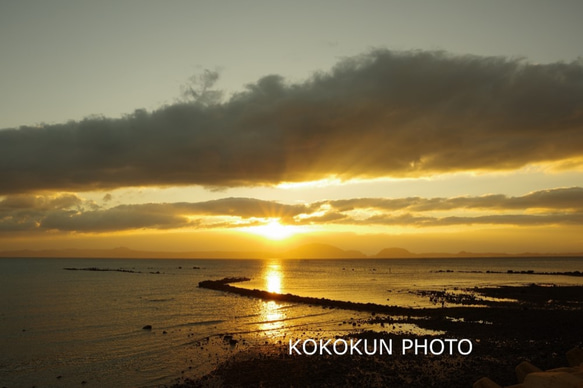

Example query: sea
[1,256,582,387]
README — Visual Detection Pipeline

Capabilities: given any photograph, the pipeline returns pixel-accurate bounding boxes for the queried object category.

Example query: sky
[1,0,583,255]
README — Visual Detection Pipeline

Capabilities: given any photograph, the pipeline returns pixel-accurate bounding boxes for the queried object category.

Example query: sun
[244,219,298,241]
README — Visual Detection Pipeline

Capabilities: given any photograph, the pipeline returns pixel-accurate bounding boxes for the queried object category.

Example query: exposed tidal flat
[1,257,582,387]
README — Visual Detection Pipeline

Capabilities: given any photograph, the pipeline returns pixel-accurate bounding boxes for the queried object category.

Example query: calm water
[1,257,582,387]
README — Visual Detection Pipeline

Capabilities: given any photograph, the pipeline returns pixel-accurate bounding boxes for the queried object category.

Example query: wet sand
[171,280,583,387]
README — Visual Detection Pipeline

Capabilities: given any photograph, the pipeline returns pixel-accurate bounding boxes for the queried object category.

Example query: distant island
[1,243,582,259]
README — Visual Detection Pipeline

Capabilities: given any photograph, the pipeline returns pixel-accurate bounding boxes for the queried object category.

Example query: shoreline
[175,279,583,387]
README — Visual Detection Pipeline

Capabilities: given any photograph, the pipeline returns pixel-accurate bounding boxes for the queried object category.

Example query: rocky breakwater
[197,277,415,316]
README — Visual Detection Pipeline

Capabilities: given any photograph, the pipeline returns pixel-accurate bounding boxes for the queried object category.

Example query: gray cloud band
[1,188,581,233]
[1,50,582,194]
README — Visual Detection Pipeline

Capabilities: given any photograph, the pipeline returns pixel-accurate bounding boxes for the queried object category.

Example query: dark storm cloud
[1,50,583,194]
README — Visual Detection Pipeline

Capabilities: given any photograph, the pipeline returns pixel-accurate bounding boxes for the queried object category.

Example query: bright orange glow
[243,219,298,240]
[265,263,282,293]
[277,176,342,189]
[258,262,285,338]
[259,301,284,337]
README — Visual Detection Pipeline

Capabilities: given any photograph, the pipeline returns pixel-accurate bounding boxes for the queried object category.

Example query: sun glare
[244,219,297,240]
[266,265,282,294]
[277,177,342,189]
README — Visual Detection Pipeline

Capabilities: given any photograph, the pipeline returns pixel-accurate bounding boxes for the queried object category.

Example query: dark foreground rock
[173,333,581,387]
[177,280,583,387]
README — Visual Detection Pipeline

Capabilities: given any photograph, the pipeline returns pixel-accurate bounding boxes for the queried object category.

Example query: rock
[566,347,583,367]
[142,325,152,330]
[524,369,583,388]
[473,377,502,388]
[516,361,542,383]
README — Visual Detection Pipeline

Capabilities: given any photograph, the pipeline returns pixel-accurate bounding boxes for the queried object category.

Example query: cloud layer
[0,50,583,194]
[1,50,583,194]
[1,188,582,233]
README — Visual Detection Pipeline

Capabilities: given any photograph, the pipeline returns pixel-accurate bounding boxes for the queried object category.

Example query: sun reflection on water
[259,300,285,337]
[265,262,282,294]
[259,261,285,338]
